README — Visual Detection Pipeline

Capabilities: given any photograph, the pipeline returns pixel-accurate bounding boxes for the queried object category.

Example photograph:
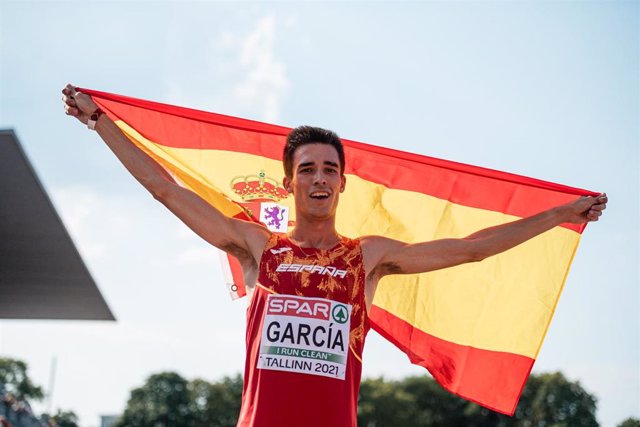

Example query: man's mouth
[309,191,330,200]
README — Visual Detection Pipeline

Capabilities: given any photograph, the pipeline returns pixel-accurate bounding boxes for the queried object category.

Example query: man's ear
[340,175,346,193]
[283,176,293,193]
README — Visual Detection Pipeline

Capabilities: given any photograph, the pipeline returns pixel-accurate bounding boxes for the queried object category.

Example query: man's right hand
[62,84,99,125]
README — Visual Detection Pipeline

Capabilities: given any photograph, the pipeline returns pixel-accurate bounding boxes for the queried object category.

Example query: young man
[62,84,606,426]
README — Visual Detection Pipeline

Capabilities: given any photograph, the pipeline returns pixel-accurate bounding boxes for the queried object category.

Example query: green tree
[190,375,243,427]
[116,372,196,427]
[617,418,640,427]
[41,410,80,427]
[0,357,44,400]
[399,375,472,426]
[516,372,598,427]
[358,377,418,427]
[357,372,599,427]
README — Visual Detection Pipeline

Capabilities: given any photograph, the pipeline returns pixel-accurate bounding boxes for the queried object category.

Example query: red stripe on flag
[79,88,292,136]
[369,305,534,415]
[85,88,597,233]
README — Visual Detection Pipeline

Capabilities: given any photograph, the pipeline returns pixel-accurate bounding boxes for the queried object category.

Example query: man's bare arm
[62,84,269,264]
[363,194,608,282]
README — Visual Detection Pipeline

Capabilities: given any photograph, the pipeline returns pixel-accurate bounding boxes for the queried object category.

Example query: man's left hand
[565,193,608,224]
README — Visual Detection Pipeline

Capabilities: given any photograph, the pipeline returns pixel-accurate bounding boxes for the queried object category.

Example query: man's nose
[313,171,327,185]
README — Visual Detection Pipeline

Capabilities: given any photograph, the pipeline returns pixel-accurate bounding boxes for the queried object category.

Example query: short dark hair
[283,126,345,178]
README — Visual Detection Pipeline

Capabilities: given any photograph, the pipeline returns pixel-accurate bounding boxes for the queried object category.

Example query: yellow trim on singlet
[256,283,277,294]
[349,345,363,364]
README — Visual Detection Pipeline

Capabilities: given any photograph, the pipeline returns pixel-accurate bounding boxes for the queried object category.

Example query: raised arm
[61,84,270,265]
[362,194,607,291]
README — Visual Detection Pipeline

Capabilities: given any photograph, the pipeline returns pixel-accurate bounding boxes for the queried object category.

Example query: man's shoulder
[359,235,392,260]
[359,235,408,273]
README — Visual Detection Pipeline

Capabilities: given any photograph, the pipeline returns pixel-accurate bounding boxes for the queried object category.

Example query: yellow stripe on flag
[117,117,580,359]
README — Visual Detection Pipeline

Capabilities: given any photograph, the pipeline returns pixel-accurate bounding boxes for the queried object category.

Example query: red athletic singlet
[238,234,369,427]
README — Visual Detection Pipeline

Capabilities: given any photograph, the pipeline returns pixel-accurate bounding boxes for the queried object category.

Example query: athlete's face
[284,143,346,221]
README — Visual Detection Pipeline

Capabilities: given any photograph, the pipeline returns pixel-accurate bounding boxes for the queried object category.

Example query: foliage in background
[0,358,44,400]
[189,375,243,427]
[115,372,196,427]
[358,372,599,427]
[115,370,605,427]
[3,357,636,427]
[618,418,640,427]
[0,358,79,427]
[41,410,80,427]
[115,372,244,427]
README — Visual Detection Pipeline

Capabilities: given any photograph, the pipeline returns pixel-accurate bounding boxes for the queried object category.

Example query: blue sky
[0,1,637,426]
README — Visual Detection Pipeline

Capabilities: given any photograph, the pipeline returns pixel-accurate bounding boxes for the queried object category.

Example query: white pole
[47,356,57,415]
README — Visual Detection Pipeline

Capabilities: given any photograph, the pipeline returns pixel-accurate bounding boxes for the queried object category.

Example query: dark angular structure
[0,129,114,320]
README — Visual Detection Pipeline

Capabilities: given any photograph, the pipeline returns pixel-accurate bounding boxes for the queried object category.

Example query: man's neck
[288,216,340,249]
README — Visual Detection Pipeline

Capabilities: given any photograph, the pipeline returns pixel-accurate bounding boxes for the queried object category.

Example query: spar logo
[332,304,349,324]
[267,296,331,320]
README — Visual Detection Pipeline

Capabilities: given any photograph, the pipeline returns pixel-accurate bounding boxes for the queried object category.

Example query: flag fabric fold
[81,88,596,415]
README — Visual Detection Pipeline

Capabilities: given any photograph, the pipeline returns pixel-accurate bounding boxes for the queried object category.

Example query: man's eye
[300,168,312,173]
[326,168,337,174]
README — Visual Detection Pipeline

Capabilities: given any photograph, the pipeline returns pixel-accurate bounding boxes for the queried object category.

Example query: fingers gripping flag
[82,88,597,415]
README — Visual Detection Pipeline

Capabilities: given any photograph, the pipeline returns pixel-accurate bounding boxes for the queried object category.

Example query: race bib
[257,294,352,380]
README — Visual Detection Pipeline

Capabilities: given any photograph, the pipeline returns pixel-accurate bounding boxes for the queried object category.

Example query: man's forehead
[293,143,340,165]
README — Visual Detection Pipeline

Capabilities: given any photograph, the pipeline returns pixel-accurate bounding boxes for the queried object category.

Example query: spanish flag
[81,88,596,415]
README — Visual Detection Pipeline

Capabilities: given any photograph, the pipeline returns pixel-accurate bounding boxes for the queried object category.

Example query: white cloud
[163,14,290,123]
[236,16,289,112]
